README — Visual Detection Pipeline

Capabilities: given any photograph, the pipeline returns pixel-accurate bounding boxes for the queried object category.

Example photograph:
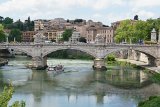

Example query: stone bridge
[0,43,160,70]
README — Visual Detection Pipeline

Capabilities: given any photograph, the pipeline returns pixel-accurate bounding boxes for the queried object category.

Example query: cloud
[0,0,159,25]
[129,0,160,8]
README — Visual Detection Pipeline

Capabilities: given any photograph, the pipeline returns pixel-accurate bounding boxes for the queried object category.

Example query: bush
[138,96,160,107]
[0,83,25,107]
[106,55,116,62]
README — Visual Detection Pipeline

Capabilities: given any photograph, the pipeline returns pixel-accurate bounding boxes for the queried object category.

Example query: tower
[151,28,157,42]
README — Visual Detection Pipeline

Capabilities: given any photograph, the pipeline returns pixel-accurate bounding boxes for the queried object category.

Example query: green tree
[3,17,13,25]
[0,84,14,107]
[146,18,160,40]
[0,83,26,107]
[0,24,6,42]
[114,20,133,43]
[14,19,24,31]
[9,29,22,42]
[114,20,151,43]
[61,29,73,41]
[0,16,4,23]
[132,20,149,42]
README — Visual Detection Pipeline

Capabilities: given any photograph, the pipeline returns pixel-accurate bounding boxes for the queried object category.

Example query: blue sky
[0,0,160,25]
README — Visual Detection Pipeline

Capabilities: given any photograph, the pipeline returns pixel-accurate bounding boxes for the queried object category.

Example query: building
[86,27,114,44]
[97,27,114,43]
[74,25,88,37]
[69,31,81,43]
[86,27,97,43]
[22,31,38,42]
[86,20,103,27]
[56,30,64,42]
[44,30,57,41]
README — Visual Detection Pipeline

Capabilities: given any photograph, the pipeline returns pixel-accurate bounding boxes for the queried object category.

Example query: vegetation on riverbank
[47,50,94,60]
[143,69,160,84]
[138,96,160,107]
[0,83,25,107]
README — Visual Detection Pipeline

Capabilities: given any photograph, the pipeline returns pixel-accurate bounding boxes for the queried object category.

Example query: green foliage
[3,17,13,25]
[114,20,154,43]
[74,19,83,23]
[138,96,160,107]
[106,54,116,62]
[0,84,14,107]
[0,24,6,42]
[48,50,94,60]
[150,73,160,84]
[12,20,24,31]
[61,29,73,41]
[0,83,26,107]
[9,101,25,107]
[0,16,4,23]
[0,24,3,31]
[9,29,22,42]
[0,16,34,31]
[146,18,160,40]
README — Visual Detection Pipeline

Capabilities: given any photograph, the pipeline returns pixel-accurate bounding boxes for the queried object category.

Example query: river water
[0,56,160,107]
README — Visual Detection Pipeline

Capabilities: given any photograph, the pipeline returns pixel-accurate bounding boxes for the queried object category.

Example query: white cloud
[0,0,159,25]
[129,0,160,8]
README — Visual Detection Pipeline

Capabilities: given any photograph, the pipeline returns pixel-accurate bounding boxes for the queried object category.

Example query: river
[0,56,160,107]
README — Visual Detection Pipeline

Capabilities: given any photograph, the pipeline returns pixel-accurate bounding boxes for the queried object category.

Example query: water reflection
[0,56,160,107]
[104,68,150,88]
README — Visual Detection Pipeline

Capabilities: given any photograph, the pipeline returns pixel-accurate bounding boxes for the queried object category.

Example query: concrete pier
[93,58,107,71]
[31,56,47,70]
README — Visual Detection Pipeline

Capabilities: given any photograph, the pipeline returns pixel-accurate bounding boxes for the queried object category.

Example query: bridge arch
[42,47,97,58]
[103,47,157,59]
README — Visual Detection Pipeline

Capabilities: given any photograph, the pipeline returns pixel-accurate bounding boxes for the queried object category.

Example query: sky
[0,0,160,25]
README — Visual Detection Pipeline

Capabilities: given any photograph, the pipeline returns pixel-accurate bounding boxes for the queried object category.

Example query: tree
[0,83,25,107]
[0,24,5,42]
[0,16,4,23]
[114,20,150,43]
[79,37,87,43]
[3,17,13,25]
[146,18,160,40]
[14,19,24,31]
[0,84,14,107]
[61,29,73,41]
[9,29,22,42]
[114,20,133,43]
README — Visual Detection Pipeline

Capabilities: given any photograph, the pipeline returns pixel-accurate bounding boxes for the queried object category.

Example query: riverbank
[0,58,8,66]
[116,58,160,74]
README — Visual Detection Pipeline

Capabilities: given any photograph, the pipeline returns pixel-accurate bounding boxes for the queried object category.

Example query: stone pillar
[158,29,160,43]
[148,57,156,66]
[155,58,160,67]
[93,58,107,71]
[31,56,47,70]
